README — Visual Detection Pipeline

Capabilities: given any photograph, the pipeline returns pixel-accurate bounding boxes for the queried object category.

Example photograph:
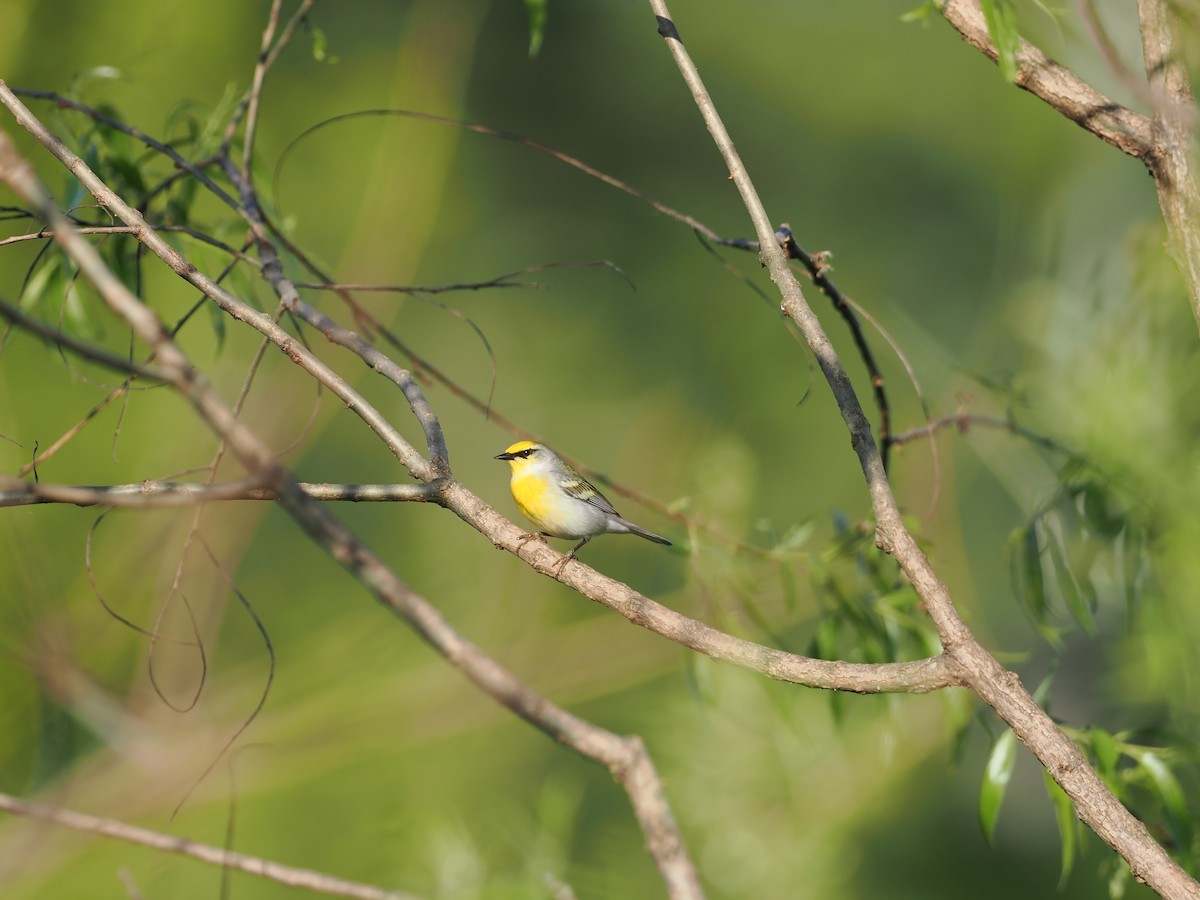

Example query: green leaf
[1137,751,1187,827]
[67,66,124,101]
[980,0,1020,82]
[62,275,102,341]
[1031,671,1055,707]
[1011,522,1060,646]
[779,563,799,614]
[21,255,61,309]
[524,0,548,58]
[1121,525,1146,616]
[1043,769,1078,887]
[774,520,813,555]
[979,728,1018,843]
[1046,530,1097,635]
[1090,727,1120,784]
[899,1,938,24]
[310,25,328,61]
[1107,858,1131,899]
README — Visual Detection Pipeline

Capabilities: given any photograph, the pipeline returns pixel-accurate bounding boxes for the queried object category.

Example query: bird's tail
[618,518,672,546]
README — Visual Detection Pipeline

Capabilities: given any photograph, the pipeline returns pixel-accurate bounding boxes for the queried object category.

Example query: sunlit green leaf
[1137,751,1187,826]
[311,25,328,61]
[21,255,61,310]
[67,66,125,101]
[774,521,813,555]
[524,0,548,59]
[979,728,1017,842]
[1090,727,1120,786]
[899,1,938,24]
[1107,858,1131,899]
[980,0,1020,82]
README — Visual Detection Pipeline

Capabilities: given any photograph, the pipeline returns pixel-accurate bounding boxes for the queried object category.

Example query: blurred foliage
[0,0,1199,898]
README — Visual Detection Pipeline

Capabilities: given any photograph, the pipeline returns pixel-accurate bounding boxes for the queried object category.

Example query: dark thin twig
[776,224,892,467]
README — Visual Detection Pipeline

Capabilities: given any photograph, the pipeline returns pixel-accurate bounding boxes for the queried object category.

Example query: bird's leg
[553,537,589,576]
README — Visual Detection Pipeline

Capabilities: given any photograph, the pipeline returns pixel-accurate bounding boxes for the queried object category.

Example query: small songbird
[494,440,671,560]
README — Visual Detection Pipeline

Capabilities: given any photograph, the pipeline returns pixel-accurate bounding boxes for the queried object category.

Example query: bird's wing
[561,475,621,517]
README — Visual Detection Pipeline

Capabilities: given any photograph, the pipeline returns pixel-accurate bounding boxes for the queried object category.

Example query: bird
[494,440,671,561]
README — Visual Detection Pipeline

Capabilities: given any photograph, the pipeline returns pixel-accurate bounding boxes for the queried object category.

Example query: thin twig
[0,82,434,483]
[0,479,439,508]
[890,412,1074,456]
[0,792,418,900]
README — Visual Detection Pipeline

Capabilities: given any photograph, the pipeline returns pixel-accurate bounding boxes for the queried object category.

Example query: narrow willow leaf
[1090,727,1120,783]
[21,255,61,309]
[524,0,548,59]
[1031,671,1055,707]
[1043,769,1077,887]
[980,0,1021,82]
[899,1,938,24]
[1138,752,1187,826]
[774,521,813,554]
[310,25,329,62]
[1107,859,1131,899]
[979,728,1018,842]
[779,563,799,614]
[1046,531,1097,635]
[1121,524,1146,616]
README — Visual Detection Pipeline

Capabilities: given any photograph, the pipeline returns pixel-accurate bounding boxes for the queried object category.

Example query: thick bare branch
[939,0,1157,160]
[646,2,1200,896]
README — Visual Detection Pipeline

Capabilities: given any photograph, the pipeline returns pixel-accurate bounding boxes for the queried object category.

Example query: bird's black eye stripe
[518,449,536,458]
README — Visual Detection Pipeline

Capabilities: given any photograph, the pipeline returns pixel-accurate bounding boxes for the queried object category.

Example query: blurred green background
[0,0,1197,896]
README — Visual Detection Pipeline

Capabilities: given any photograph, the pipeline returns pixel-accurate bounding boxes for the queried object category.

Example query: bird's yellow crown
[503,440,540,455]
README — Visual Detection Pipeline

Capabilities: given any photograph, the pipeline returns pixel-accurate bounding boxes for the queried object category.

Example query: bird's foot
[515,531,548,555]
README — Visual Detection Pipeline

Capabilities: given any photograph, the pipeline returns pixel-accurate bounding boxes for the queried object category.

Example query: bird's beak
[494,451,516,460]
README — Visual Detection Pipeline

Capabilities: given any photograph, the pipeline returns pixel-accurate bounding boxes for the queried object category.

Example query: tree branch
[1137,0,1200,331]
[939,0,1157,161]
[0,81,436,484]
[1,87,963,698]
[0,127,705,900]
[940,0,1200,334]
[0,478,439,508]
[646,2,1200,896]
[0,792,417,900]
